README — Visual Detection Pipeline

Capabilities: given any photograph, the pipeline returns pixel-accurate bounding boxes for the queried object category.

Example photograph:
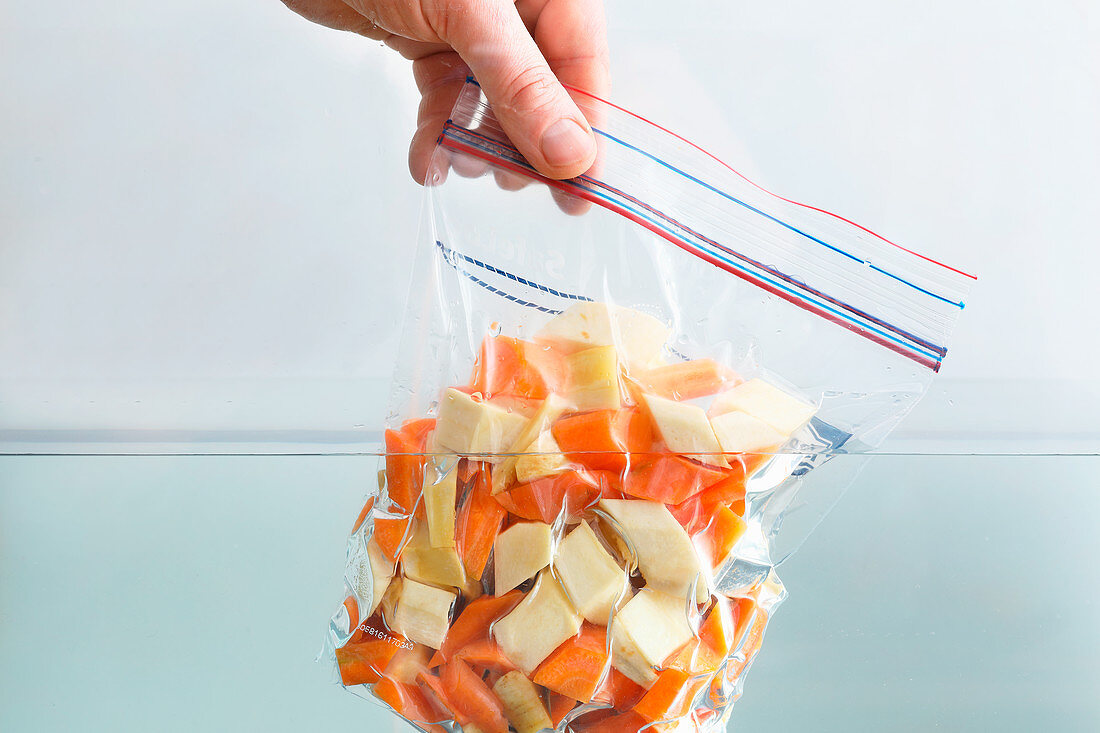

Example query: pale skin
[281,0,609,184]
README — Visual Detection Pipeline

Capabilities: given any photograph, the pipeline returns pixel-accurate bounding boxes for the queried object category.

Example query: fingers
[408,51,482,184]
[427,0,597,180]
[519,0,610,214]
[280,0,388,39]
[522,0,610,98]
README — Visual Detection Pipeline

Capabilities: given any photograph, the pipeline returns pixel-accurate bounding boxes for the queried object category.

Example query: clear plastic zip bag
[325,78,975,732]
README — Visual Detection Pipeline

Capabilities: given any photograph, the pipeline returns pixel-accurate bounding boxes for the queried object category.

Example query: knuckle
[499,65,560,115]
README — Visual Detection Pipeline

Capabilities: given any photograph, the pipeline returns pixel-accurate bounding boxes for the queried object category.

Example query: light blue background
[2,454,1097,731]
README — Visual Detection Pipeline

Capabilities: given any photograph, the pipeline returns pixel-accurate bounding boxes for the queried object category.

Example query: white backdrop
[2,0,1098,450]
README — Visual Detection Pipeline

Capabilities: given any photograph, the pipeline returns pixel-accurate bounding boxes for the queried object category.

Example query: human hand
[282,0,609,184]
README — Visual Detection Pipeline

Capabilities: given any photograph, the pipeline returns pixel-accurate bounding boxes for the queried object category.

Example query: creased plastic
[325,78,974,732]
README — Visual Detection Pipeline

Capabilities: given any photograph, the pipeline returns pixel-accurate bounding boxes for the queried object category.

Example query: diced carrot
[698,603,734,658]
[731,597,756,646]
[385,428,426,516]
[621,455,727,506]
[667,494,708,535]
[335,636,404,686]
[593,668,645,709]
[386,644,433,684]
[431,590,524,667]
[454,639,518,674]
[456,463,507,580]
[695,504,747,568]
[725,602,769,683]
[416,670,459,717]
[634,358,739,400]
[440,659,508,733]
[632,667,707,723]
[373,515,411,562]
[666,638,722,675]
[551,408,654,473]
[343,595,360,636]
[471,336,564,400]
[547,690,576,727]
[693,453,764,512]
[350,496,375,534]
[532,624,609,702]
[573,709,649,732]
[375,676,447,733]
[401,417,437,447]
[730,498,746,516]
[495,470,602,524]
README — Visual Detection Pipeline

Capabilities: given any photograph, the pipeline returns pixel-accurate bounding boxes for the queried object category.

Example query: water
[1,453,1097,732]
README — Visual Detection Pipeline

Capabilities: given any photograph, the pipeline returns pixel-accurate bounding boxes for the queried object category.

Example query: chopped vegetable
[493,570,583,675]
[393,579,456,650]
[494,470,603,524]
[547,690,576,727]
[532,623,610,701]
[333,304,816,732]
[471,336,563,400]
[453,639,518,674]
[641,393,728,468]
[513,430,567,483]
[599,498,707,602]
[356,537,394,618]
[535,302,670,370]
[430,589,523,667]
[611,588,695,675]
[336,634,405,686]
[401,521,467,589]
[565,345,623,411]
[620,454,727,506]
[632,667,707,723]
[455,462,506,580]
[440,659,508,733]
[553,520,627,625]
[708,377,816,434]
[435,388,529,458]
[633,358,738,400]
[695,504,747,568]
[551,408,653,473]
[423,462,458,548]
[373,677,447,733]
[493,521,554,594]
[493,671,554,733]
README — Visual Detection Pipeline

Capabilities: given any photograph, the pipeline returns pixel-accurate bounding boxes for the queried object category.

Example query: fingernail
[540,118,593,170]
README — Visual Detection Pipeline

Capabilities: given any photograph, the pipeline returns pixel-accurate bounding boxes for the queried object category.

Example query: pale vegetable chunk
[710,410,788,453]
[423,462,458,548]
[401,521,467,589]
[610,616,658,688]
[554,521,628,625]
[493,570,583,675]
[494,521,554,594]
[708,378,816,434]
[599,498,708,602]
[493,671,554,733]
[393,578,456,649]
[379,576,403,626]
[565,345,622,411]
[642,393,728,468]
[434,388,529,460]
[536,302,669,370]
[357,537,395,617]
[612,588,694,671]
[491,396,567,495]
[514,431,566,483]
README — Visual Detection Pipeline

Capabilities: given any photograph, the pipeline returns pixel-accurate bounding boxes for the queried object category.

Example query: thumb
[435,0,597,180]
